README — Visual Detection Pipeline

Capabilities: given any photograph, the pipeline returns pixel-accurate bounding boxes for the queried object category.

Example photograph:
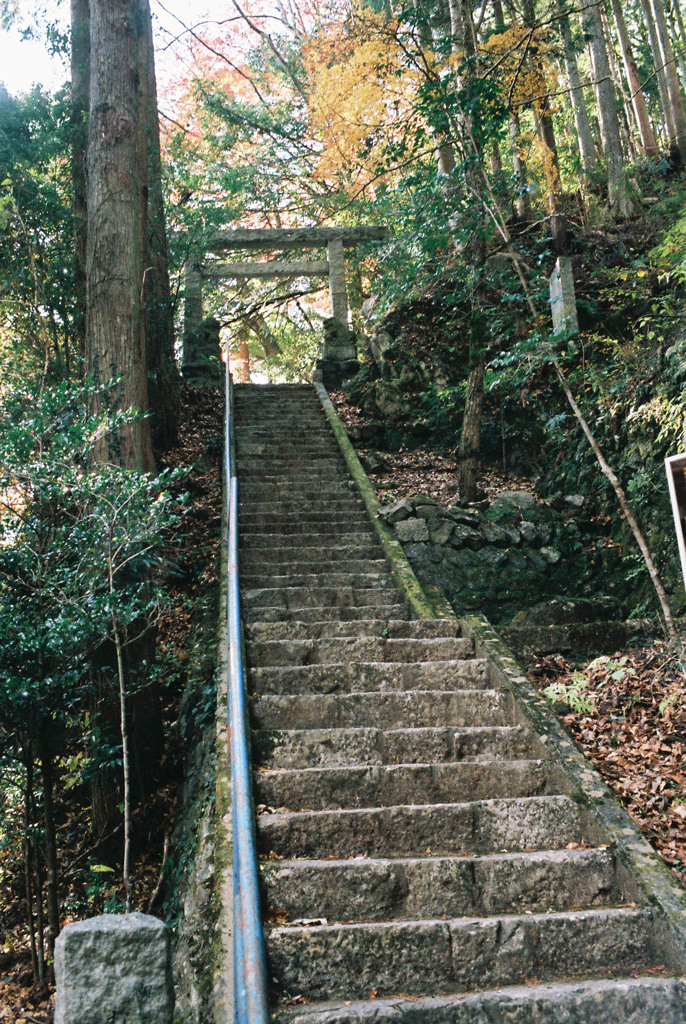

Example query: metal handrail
[224,362,269,1024]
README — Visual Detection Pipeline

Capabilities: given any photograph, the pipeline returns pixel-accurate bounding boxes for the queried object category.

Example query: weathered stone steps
[242,586,400,611]
[273,975,686,1024]
[258,725,536,769]
[247,635,473,667]
[240,562,391,583]
[239,542,385,563]
[256,758,560,811]
[256,795,583,860]
[241,572,396,592]
[249,660,489,694]
[246,618,463,641]
[251,688,512,729]
[267,907,657,1002]
[262,847,618,923]
[244,604,410,624]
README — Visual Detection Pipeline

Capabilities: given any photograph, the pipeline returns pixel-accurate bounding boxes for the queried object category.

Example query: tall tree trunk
[38,732,59,964]
[649,0,686,162]
[71,0,89,370]
[640,0,678,146]
[85,0,154,472]
[509,113,532,220]
[583,0,634,218]
[448,0,488,500]
[493,0,532,219]
[601,3,639,158]
[138,0,180,452]
[85,0,164,839]
[557,0,599,173]
[610,0,659,156]
[521,0,568,251]
[667,0,686,86]
[667,0,686,88]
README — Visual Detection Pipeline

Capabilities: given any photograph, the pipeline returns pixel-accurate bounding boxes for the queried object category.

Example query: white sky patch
[0,1,222,98]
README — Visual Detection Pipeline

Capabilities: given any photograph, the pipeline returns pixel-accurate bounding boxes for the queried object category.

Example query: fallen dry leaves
[530,646,686,884]
[329,390,537,505]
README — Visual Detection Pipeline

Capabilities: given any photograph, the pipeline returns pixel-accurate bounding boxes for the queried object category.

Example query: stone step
[256,759,559,811]
[251,688,512,729]
[239,480,357,494]
[244,605,410,625]
[240,559,390,579]
[242,587,400,611]
[241,573,395,593]
[239,532,379,548]
[256,795,581,859]
[239,542,384,562]
[267,907,656,1002]
[239,519,371,536]
[239,499,363,513]
[262,847,617,924]
[246,618,460,642]
[272,974,686,1024]
[247,636,474,668]
[236,457,344,469]
[258,725,536,769]
[238,475,353,487]
[249,660,489,695]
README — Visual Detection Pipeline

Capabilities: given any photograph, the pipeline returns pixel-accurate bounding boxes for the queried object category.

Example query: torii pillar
[318,237,359,388]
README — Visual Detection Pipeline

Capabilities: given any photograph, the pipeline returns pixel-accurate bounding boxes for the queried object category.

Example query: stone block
[54,913,173,1024]
[395,517,429,543]
[497,490,537,509]
[378,498,414,524]
[450,525,483,550]
[480,522,510,547]
[429,520,454,545]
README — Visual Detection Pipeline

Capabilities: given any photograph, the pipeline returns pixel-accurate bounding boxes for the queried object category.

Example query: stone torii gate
[182,225,390,385]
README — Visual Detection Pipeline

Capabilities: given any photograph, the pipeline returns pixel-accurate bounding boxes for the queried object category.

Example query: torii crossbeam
[182,225,391,384]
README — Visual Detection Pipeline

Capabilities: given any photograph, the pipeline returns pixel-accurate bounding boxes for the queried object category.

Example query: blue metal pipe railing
[225,361,269,1024]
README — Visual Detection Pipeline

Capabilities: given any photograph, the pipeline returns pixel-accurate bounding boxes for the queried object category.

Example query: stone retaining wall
[379,489,620,625]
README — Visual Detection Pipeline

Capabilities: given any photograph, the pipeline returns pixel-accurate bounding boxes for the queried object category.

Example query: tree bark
[640,0,678,146]
[492,0,532,219]
[448,0,488,501]
[609,0,659,156]
[649,0,686,162]
[521,0,568,251]
[667,0,686,88]
[583,0,633,218]
[557,0,599,173]
[138,0,180,452]
[601,3,638,158]
[85,0,154,472]
[667,0,686,87]
[71,0,89,370]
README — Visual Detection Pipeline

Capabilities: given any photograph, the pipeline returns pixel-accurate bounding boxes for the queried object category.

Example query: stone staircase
[234,383,686,1023]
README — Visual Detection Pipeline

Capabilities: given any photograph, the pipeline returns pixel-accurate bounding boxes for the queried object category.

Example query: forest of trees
[2,0,686,1005]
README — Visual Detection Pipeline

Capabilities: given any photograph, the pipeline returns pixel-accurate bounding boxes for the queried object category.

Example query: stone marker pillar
[55,913,174,1024]
[183,257,204,362]
[326,237,350,328]
[549,256,579,336]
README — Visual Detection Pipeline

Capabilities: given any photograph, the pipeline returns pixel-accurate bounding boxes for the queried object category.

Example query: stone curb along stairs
[226,381,686,1024]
